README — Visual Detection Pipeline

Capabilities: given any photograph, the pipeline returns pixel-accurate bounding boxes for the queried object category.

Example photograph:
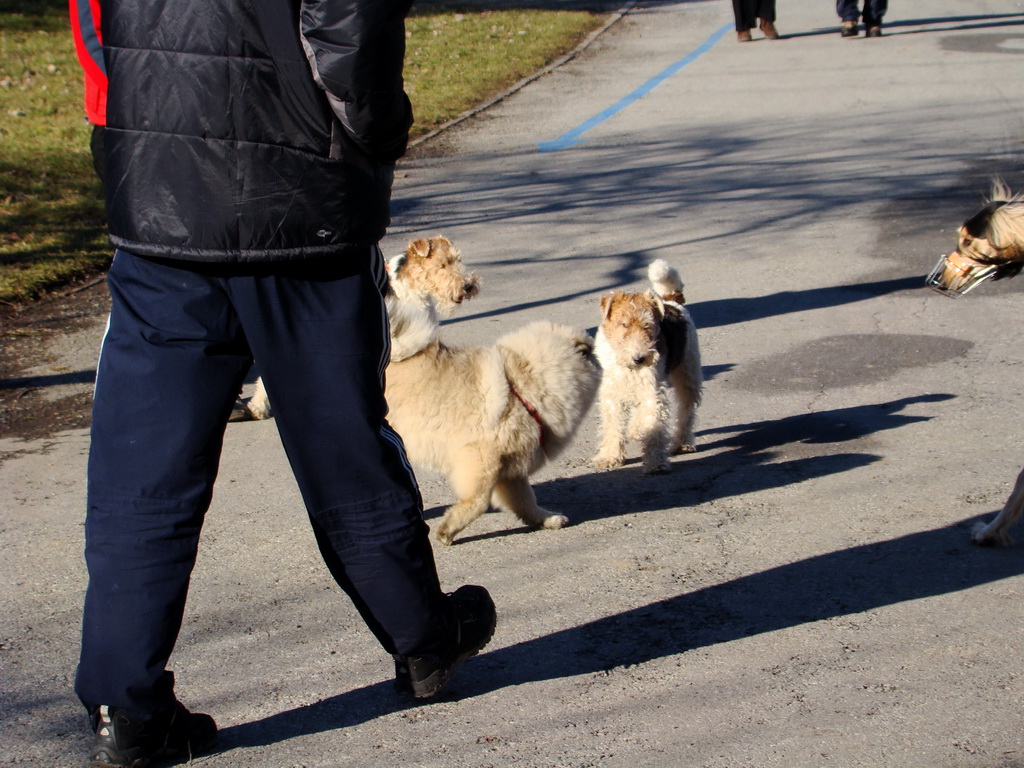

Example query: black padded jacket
[100,0,414,262]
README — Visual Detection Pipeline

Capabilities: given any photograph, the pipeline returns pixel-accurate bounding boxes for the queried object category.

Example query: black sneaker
[393,585,497,699]
[88,702,217,767]
[841,21,858,37]
[866,25,882,37]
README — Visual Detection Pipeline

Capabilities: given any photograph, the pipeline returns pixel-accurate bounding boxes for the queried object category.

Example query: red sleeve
[69,0,106,125]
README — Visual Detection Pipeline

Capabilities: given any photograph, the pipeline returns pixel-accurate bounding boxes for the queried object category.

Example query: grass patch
[0,2,602,305]
[0,0,110,304]
[406,7,600,132]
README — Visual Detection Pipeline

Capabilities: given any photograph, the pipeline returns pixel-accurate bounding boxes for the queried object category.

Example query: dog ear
[990,178,1013,204]
[408,238,431,259]
[648,290,666,319]
[389,254,407,276]
[575,336,594,357]
[599,293,615,320]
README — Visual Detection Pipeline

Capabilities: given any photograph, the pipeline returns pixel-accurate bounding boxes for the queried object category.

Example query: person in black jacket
[74,2,496,765]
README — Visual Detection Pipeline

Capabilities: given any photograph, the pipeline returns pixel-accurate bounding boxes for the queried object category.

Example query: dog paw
[971,521,1013,547]
[541,514,569,530]
[228,399,251,422]
[674,443,696,454]
[435,527,455,546]
[593,454,624,469]
[244,401,272,420]
[642,461,671,475]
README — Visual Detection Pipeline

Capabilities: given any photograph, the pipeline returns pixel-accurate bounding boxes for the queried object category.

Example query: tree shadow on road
[214,393,964,753]
[213,393,1016,754]
[440,394,952,535]
[443,271,927,330]
[0,370,96,390]
[688,276,923,329]
[0,272,930,395]
[782,13,1024,40]
[880,13,1024,35]
[398,118,1024,330]
[465,513,1024,692]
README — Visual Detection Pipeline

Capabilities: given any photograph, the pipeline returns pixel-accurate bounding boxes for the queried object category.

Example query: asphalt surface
[4,0,1024,766]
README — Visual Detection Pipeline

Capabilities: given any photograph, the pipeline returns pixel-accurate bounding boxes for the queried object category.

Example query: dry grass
[0,0,109,304]
[406,7,600,133]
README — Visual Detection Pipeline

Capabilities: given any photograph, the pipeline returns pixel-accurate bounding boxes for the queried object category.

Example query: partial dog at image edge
[593,259,703,474]
[240,236,480,420]
[384,249,599,546]
[975,468,1024,548]
[926,181,1024,546]
[926,179,1024,298]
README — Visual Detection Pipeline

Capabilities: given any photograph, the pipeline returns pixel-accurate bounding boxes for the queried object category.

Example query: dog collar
[511,386,546,447]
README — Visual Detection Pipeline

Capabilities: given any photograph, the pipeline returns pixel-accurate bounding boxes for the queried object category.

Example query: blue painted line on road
[537,22,733,152]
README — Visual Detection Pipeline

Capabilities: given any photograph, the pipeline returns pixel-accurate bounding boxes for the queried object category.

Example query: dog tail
[989,178,1020,204]
[648,260,685,305]
[497,321,599,457]
[986,180,1024,267]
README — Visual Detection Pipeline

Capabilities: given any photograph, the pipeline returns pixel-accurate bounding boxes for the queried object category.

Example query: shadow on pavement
[446,272,926,330]
[687,276,923,329]
[421,396,952,541]
[399,117,1023,327]
[215,510,1024,753]
[0,370,96,390]
[217,393,972,752]
[470,514,1024,687]
[782,13,1024,39]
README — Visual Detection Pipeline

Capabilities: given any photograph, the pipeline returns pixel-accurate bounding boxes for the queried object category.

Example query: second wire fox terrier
[593,260,703,474]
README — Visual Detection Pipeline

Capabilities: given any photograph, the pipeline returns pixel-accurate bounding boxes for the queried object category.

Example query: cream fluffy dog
[385,251,599,545]
[593,260,702,474]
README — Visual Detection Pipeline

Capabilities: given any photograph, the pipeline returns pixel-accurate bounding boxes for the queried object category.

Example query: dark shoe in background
[866,25,883,37]
[841,21,858,37]
[737,29,753,42]
[759,19,780,39]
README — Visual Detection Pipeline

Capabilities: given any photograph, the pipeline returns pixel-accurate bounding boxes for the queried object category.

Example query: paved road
[4,0,1024,765]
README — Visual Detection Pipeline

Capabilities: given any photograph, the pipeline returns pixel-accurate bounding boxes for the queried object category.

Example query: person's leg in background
[863,0,888,35]
[732,0,756,40]
[837,0,860,36]
[756,0,779,39]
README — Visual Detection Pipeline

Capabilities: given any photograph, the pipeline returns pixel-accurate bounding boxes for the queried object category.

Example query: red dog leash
[510,385,545,447]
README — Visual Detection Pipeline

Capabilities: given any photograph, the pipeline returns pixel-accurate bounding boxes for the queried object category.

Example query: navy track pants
[76,249,455,720]
[836,0,887,25]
